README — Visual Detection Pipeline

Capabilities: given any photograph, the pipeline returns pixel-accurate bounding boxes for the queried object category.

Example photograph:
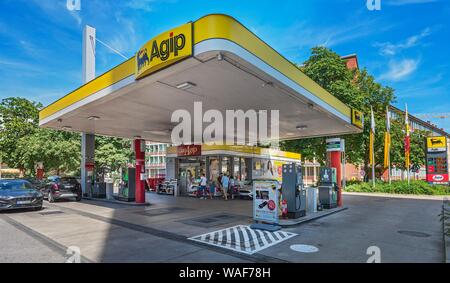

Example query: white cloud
[385,0,440,6]
[124,0,178,12]
[379,58,419,81]
[374,28,431,56]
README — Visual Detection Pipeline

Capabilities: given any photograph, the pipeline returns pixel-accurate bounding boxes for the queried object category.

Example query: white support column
[81,25,96,197]
[82,25,96,83]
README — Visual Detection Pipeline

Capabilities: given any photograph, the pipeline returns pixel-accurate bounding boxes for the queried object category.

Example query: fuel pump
[282,163,306,218]
[318,167,338,209]
[118,167,136,202]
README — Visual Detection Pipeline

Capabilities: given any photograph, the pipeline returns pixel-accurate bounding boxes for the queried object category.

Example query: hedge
[344,180,450,196]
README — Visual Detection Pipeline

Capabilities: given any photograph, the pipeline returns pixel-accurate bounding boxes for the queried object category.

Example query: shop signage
[177,145,201,157]
[85,161,95,171]
[426,136,447,153]
[135,22,192,80]
[426,151,449,185]
[253,180,279,224]
[326,138,344,152]
[351,109,364,129]
[426,174,449,184]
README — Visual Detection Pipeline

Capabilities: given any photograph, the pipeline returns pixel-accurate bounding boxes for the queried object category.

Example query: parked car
[239,180,254,199]
[41,176,82,202]
[24,177,46,190]
[0,179,44,211]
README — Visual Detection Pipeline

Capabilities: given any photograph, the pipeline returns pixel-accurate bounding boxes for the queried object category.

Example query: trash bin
[306,187,318,214]
[106,183,114,200]
[93,182,106,198]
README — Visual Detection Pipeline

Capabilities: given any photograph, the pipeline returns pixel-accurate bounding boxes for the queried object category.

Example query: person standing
[229,175,236,200]
[199,173,207,199]
[222,173,229,201]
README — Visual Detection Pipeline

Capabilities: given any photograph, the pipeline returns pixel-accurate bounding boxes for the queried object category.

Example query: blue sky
[0,0,449,131]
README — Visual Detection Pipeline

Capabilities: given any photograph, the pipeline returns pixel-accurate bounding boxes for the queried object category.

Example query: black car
[41,176,82,202]
[0,179,44,211]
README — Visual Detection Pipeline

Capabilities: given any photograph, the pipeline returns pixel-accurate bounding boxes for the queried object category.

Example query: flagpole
[387,106,391,185]
[388,149,391,185]
[371,107,376,188]
[372,144,376,188]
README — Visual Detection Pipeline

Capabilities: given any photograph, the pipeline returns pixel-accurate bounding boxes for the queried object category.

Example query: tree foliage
[281,46,424,176]
[0,97,133,177]
[0,97,42,170]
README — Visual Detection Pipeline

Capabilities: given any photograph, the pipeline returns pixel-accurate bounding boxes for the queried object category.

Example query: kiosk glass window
[241,158,248,181]
[233,157,240,180]
[209,157,220,183]
[222,157,230,175]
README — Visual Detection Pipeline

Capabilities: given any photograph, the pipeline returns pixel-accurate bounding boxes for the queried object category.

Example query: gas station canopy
[39,14,363,142]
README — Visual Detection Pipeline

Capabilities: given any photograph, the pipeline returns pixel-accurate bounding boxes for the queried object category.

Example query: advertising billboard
[425,136,449,185]
[253,180,279,224]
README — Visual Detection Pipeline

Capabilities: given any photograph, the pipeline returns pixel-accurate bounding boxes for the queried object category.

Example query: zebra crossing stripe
[188,225,297,255]
[246,227,261,250]
[239,226,251,252]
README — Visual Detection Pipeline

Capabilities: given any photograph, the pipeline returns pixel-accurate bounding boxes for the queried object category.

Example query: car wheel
[34,206,43,211]
[48,192,55,203]
[75,195,82,202]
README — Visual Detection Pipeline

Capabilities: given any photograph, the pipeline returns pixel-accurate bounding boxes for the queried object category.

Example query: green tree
[281,47,395,175]
[0,97,42,173]
[389,118,426,173]
[14,129,81,176]
[95,136,133,179]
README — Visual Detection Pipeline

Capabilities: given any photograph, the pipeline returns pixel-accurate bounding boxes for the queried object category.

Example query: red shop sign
[426,174,449,183]
[177,145,202,157]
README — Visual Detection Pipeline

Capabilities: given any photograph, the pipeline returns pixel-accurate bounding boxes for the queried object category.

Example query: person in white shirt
[199,173,207,199]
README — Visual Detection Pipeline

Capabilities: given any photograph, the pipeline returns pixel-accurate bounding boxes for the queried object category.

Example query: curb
[343,191,449,201]
[443,198,450,263]
[82,197,150,207]
[279,207,348,227]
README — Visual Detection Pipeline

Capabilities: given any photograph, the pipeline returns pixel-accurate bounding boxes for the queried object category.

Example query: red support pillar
[330,151,343,207]
[134,139,146,204]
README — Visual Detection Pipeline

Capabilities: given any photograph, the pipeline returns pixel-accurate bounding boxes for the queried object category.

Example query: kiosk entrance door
[178,158,206,196]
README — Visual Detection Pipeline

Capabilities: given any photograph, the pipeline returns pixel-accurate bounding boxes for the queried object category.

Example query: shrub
[345,180,450,195]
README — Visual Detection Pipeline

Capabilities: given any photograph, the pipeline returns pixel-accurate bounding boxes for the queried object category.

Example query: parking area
[0,193,445,263]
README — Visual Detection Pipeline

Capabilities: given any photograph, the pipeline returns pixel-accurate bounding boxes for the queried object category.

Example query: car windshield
[61,177,77,183]
[0,180,33,190]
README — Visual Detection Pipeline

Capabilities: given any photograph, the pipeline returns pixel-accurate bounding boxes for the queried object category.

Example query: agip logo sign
[351,109,364,129]
[135,23,192,80]
[426,136,447,152]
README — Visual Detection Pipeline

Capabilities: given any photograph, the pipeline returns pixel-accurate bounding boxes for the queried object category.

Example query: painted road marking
[188,225,297,255]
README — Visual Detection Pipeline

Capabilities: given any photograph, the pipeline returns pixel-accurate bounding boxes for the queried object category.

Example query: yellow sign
[351,109,364,129]
[427,136,447,151]
[135,23,192,80]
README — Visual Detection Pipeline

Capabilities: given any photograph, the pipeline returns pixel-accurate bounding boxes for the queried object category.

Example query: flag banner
[369,108,375,166]
[384,132,391,169]
[404,104,410,170]
[405,135,411,168]
[369,132,374,166]
[384,106,391,169]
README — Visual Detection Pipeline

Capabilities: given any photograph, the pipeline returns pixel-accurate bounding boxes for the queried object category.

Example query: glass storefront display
[209,157,220,184]
[165,145,301,196]
[221,157,230,175]
[177,157,206,195]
